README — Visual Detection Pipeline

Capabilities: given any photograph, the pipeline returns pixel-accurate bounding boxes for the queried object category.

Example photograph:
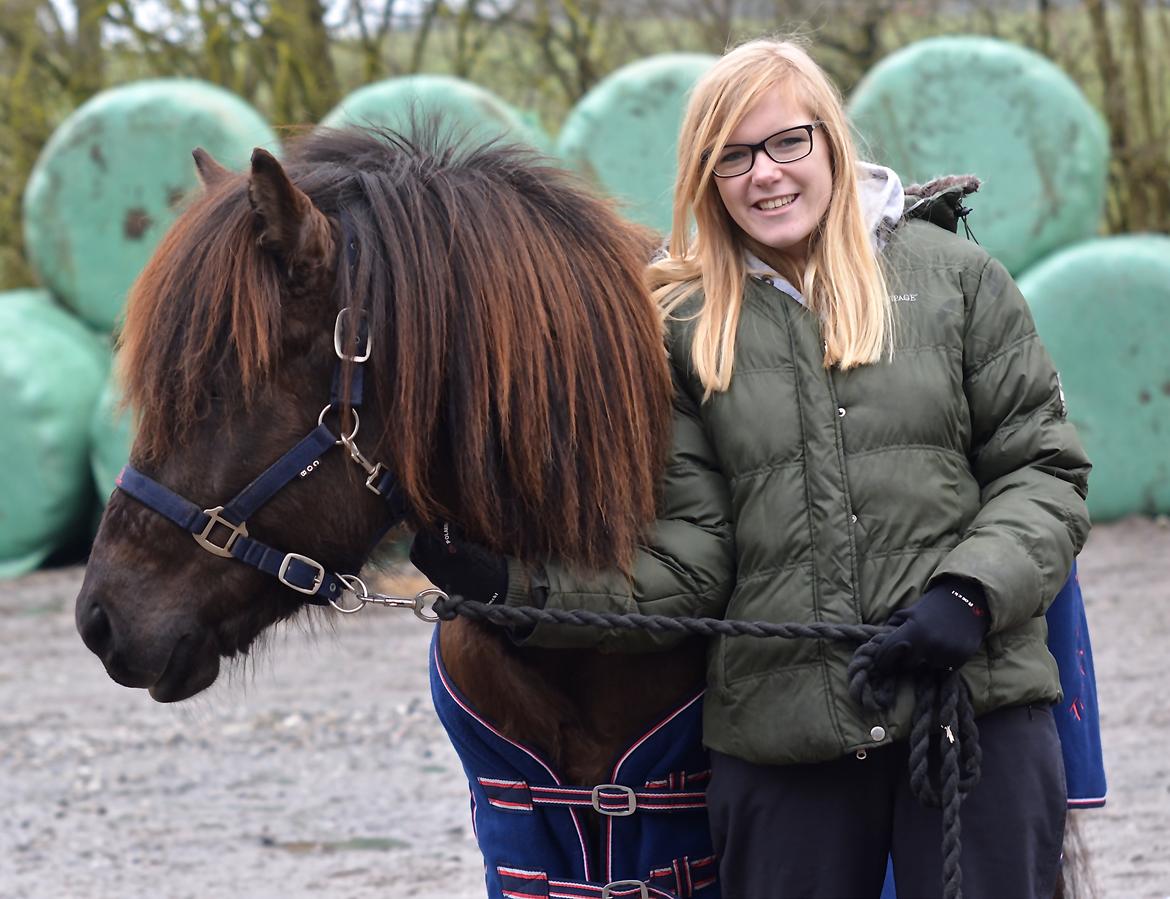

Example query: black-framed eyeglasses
[706,122,823,178]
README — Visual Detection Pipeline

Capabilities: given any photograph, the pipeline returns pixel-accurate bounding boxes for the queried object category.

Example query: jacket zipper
[823,341,862,622]
[825,341,890,747]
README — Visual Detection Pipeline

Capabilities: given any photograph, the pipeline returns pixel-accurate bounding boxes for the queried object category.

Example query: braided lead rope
[433,595,980,899]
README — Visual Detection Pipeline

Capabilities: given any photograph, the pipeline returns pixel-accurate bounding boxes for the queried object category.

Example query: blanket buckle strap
[592,784,637,816]
[602,881,650,899]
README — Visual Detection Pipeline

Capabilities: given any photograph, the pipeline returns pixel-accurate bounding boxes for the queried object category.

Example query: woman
[414,37,1091,898]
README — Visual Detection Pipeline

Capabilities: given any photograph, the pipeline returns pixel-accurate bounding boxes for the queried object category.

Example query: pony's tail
[1054,812,1098,899]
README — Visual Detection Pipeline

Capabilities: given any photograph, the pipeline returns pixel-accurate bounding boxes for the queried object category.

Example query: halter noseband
[114,219,405,608]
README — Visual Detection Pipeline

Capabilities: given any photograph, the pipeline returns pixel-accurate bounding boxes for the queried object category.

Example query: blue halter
[114,219,406,607]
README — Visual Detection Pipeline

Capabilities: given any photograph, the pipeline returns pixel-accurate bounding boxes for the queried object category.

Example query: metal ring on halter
[414,587,446,622]
[330,573,369,614]
[318,404,360,444]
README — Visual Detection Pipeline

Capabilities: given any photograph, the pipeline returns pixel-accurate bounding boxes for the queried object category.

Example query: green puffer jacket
[505,194,1091,766]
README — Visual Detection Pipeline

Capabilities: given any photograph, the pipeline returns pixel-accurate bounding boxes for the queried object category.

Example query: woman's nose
[751,153,786,185]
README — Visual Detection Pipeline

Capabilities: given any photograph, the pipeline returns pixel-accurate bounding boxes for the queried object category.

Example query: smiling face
[713,85,834,264]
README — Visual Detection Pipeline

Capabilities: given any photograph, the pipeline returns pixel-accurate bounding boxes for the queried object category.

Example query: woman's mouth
[756,194,798,211]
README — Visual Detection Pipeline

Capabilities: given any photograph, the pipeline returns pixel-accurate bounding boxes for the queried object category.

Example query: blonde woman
[643,38,1088,897]
[413,36,1090,899]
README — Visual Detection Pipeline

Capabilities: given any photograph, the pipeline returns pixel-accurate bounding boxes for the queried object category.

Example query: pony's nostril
[78,599,113,656]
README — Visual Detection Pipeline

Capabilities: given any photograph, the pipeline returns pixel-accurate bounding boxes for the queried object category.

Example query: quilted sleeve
[929,255,1091,632]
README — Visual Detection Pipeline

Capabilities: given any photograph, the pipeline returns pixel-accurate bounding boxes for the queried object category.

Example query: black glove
[409,523,508,605]
[872,577,990,673]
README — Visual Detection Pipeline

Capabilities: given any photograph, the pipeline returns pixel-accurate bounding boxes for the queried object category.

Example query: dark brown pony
[75,125,705,794]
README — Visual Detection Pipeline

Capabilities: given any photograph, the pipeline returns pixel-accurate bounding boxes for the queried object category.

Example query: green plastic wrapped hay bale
[23,80,279,333]
[557,54,716,234]
[90,370,134,507]
[0,289,52,309]
[849,37,1108,275]
[0,291,110,577]
[511,107,556,155]
[1019,236,1170,520]
[320,75,550,151]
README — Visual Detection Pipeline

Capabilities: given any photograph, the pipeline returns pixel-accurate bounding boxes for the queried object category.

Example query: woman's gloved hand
[409,523,509,605]
[872,577,990,673]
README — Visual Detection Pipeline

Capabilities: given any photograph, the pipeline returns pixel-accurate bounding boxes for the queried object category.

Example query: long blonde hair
[649,37,892,397]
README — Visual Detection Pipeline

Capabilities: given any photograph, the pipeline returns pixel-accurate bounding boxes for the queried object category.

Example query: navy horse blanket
[430,563,1104,898]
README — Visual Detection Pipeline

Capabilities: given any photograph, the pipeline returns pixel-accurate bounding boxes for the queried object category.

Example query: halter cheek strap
[113,215,405,606]
[116,422,360,602]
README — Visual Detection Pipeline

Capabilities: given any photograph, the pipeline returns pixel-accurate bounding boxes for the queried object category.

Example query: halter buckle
[333,308,371,362]
[277,553,326,595]
[193,506,248,558]
[601,881,649,899]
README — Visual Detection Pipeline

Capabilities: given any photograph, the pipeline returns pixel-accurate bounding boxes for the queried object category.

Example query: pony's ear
[192,147,231,190]
[247,147,333,266]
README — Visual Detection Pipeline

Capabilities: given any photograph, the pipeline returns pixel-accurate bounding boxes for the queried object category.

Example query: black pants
[707,704,1066,899]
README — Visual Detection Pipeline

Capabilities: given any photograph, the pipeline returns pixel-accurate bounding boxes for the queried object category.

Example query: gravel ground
[1,518,1168,899]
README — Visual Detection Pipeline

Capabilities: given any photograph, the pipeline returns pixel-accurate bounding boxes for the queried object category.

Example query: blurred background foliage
[2,0,1169,291]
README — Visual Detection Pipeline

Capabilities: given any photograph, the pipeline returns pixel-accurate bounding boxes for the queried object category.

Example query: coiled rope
[433,595,981,899]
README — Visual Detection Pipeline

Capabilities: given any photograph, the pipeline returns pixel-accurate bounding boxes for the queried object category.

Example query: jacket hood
[859,162,906,235]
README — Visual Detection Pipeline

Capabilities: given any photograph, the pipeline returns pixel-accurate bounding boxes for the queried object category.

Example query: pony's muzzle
[75,583,164,689]
[76,590,113,659]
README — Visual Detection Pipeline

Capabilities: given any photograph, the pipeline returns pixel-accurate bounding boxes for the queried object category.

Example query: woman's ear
[247,147,334,269]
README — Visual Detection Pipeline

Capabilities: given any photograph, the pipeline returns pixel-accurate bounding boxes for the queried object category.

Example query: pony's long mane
[119,125,673,571]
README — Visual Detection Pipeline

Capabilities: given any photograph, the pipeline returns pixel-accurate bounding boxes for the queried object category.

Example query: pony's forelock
[119,177,284,461]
